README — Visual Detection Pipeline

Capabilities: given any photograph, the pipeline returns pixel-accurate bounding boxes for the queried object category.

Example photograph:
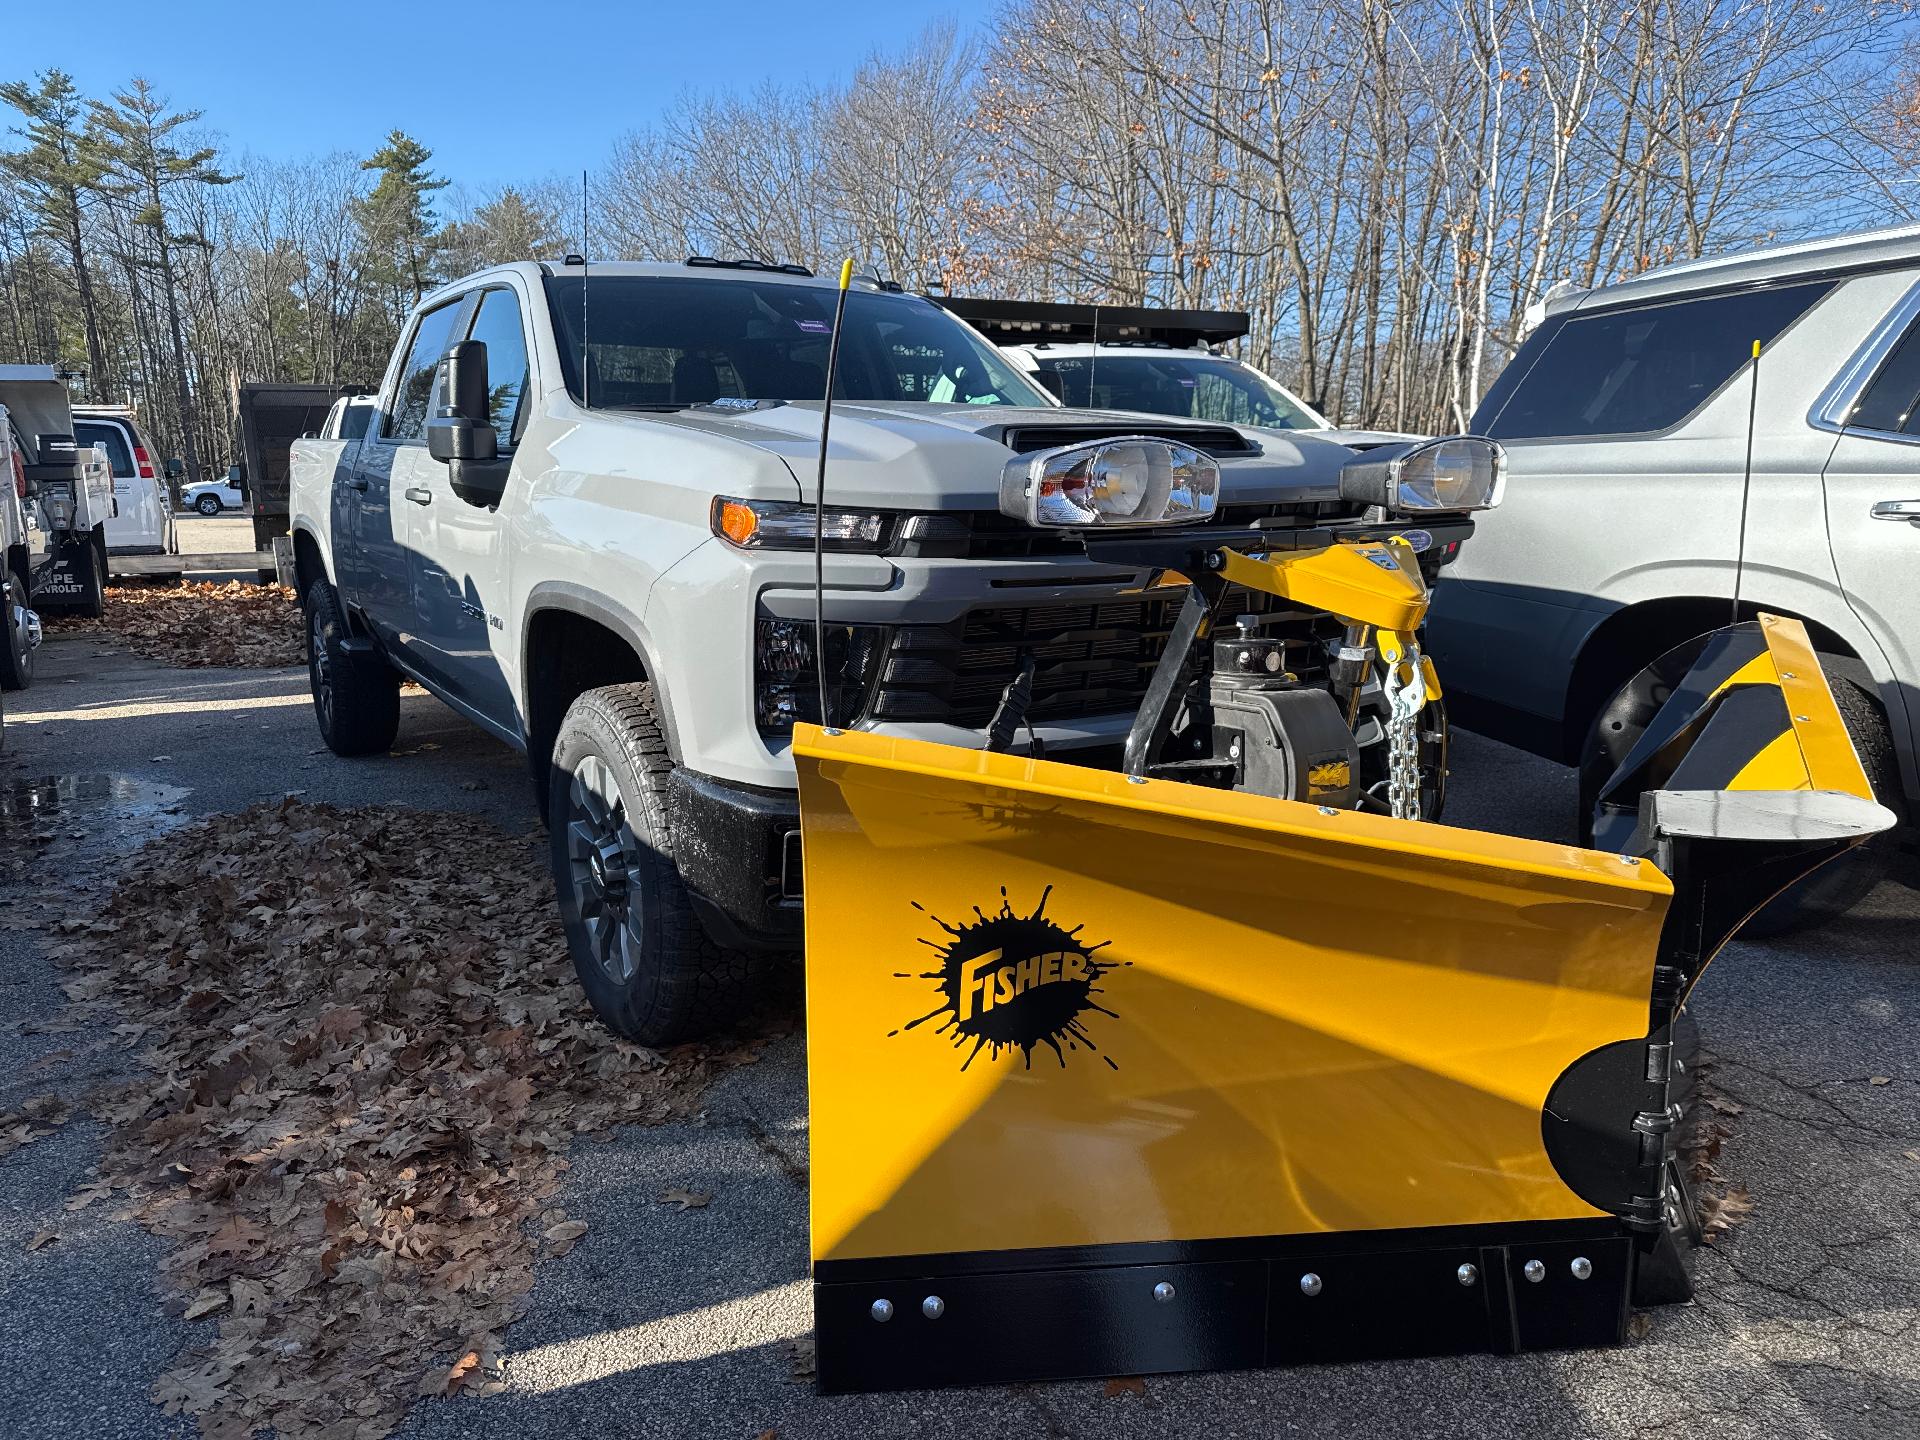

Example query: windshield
[543,276,1050,410]
[1033,353,1324,430]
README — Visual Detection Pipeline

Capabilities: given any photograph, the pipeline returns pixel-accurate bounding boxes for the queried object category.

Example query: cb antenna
[813,258,854,730]
[580,169,590,410]
[1731,339,1760,627]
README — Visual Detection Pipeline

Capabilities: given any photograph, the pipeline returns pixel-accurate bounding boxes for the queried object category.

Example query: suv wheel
[195,494,221,515]
[305,580,400,755]
[548,683,760,1044]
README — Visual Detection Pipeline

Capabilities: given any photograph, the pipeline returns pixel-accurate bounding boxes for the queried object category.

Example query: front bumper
[668,768,803,951]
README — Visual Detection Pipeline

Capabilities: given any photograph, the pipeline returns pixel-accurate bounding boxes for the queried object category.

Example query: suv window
[1845,317,1920,434]
[74,420,133,476]
[384,300,465,440]
[1475,280,1834,440]
[463,288,530,447]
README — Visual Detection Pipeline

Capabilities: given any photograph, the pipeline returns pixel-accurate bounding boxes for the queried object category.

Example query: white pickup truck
[289,258,1475,1043]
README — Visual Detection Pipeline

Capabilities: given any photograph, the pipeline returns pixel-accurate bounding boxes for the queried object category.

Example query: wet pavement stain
[0,774,190,823]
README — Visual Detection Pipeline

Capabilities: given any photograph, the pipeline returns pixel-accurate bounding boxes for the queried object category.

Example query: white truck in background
[0,365,118,689]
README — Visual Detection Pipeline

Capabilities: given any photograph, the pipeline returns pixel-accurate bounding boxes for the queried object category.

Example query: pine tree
[442,186,564,273]
[0,69,117,398]
[356,131,448,307]
[88,79,238,484]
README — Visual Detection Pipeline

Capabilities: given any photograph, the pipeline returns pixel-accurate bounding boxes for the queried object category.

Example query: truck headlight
[999,437,1219,528]
[1338,436,1505,513]
[755,615,885,736]
[713,497,891,551]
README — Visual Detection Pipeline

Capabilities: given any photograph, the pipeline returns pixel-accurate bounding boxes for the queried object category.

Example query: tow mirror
[1031,369,1067,403]
[427,340,510,508]
[164,457,185,480]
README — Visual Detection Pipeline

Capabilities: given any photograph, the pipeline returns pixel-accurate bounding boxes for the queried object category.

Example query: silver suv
[1429,224,1920,923]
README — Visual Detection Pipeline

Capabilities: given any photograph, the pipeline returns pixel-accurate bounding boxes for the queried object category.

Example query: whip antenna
[1731,339,1760,627]
[580,170,591,410]
[813,258,854,729]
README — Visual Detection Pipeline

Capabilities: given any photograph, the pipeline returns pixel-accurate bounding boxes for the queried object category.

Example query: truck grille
[890,499,1367,560]
[866,588,1341,728]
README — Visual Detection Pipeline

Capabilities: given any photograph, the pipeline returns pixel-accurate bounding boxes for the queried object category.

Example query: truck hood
[637,400,1353,508]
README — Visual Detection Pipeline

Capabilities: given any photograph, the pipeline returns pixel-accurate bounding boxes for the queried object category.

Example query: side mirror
[1030,369,1067,403]
[164,457,185,480]
[426,340,510,508]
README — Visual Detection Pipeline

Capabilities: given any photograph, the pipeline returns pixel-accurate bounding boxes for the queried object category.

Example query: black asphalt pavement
[0,626,1915,1440]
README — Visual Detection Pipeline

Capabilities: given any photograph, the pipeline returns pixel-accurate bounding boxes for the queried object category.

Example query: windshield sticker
[795,319,833,334]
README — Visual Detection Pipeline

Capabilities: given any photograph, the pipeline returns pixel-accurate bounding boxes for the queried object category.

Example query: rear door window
[1475,280,1834,440]
[74,420,133,476]
[1844,318,1920,434]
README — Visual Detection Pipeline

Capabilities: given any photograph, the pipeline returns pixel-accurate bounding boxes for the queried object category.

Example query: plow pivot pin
[1299,1273,1322,1297]
[1571,1257,1593,1280]
[1523,1260,1546,1283]
[1318,805,1338,816]
[1127,774,1148,785]
[1618,855,1640,866]
[824,727,844,736]
[1456,1264,1478,1286]
[1153,1282,1176,1304]
[870,1299,894,1322]
[922,1296,945,1320]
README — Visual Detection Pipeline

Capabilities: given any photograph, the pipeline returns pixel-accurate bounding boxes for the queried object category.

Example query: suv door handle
[1870,499,1920,526]
[404,487,433,506]
[343,476,369,493]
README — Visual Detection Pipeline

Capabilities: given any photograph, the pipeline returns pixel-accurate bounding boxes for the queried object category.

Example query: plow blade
[794,615,1892,1393]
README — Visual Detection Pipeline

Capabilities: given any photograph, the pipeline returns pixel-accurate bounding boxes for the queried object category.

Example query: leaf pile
[49,580,304,667]
[54,799,759,1438]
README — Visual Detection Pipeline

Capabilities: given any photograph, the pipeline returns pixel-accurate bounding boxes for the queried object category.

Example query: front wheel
[0,579,33,691]
[305,580,400,756]
[547,683,761,1044]
[195,494,221,516]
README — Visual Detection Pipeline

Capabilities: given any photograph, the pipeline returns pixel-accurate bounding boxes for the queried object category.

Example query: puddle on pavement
[0,773,190,826]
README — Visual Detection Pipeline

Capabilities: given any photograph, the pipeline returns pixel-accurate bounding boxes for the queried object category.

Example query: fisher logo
[891,886,1125,1072]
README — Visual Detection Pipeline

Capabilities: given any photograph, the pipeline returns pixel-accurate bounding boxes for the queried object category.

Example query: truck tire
[0,576,33,691]
[1580,650,1903,937]
[547,683,761,1045]
[304,580,400,756]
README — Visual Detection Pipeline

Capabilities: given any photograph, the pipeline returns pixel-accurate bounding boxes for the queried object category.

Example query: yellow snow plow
[794,437,1893,1392]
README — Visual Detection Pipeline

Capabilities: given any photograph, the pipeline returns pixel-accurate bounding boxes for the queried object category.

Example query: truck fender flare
[519,582,681,764]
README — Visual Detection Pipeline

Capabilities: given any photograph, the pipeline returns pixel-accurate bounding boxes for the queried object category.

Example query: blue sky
[4,0,972,188]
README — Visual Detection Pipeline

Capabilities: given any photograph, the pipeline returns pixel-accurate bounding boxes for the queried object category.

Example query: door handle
[1869,499,1920,526]
[404,487,433,506]
[343,476,369,493]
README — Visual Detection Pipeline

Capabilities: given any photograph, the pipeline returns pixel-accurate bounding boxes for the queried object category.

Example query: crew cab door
[357,297,468,647]
[403,285,523,729]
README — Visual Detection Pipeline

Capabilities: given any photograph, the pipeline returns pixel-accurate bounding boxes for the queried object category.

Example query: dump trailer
[795,435,1893,1392]
[232,381,366,552]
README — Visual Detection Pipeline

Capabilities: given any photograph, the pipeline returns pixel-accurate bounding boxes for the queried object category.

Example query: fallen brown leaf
[26,1228,57,1251]
[53,799,759,1439]
[1105,1376,1147,1397]
[43,581,303,668]
[1868,1076,1891,1086]
[659,1187,712,1212]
